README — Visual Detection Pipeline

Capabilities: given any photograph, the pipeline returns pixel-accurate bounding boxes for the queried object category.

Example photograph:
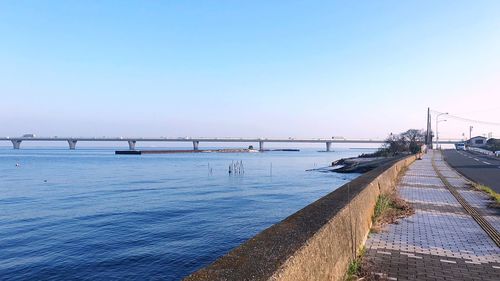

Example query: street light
[436,112,448,149]
[437,119,447,149]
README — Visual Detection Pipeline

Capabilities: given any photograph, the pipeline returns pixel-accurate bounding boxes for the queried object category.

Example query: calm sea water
[0,147,371,280]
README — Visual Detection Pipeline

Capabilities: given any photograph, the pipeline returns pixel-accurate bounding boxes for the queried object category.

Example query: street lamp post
[436,112,448,149]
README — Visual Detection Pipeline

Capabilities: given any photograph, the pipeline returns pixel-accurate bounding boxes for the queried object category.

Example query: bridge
[0,136,462,151]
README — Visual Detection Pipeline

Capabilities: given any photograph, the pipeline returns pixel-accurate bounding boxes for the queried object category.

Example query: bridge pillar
[259,141,264,151]
[11,140,22,149]
[193,141,199,151]
[68,140,77,149]
[326,142,332,152]
[128,140,137,150]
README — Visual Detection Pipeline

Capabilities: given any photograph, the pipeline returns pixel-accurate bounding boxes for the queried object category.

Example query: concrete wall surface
[185,154,421,281]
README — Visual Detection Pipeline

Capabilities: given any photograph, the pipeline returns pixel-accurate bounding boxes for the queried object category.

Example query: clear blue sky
[1,1,499,139]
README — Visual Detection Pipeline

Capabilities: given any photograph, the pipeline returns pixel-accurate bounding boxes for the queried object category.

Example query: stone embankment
[185,153,422,281]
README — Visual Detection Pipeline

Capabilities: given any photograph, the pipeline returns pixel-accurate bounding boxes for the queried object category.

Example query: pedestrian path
[364,150,500,281]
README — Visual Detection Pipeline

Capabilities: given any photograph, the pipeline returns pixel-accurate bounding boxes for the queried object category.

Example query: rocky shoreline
[330,155,405,173]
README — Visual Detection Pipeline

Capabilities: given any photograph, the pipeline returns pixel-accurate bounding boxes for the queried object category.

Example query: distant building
[466,136,487,148]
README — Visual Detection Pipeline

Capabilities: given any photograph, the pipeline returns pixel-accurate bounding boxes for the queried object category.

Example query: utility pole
[426,108,432,148]
[469,126,473,140]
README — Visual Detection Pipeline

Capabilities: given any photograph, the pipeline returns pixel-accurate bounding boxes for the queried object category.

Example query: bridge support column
[128,140,137,150]
[259,141,264,151]
[326,142,332,152]
[193,141,199,151]
[11,140,22,149]
[68,140,77,149]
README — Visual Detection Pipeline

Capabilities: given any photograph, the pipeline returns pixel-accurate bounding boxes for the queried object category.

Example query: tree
[401,129,426,154]
[383,129,426,155]
[486,138,500,152]
[361,129,426,158]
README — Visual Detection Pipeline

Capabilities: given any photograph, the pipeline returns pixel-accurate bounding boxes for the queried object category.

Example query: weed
[373,194,392,222]
[371,193,414,233]
[470,183,500,208]
[347,259,360,277]
[345,247,366,281]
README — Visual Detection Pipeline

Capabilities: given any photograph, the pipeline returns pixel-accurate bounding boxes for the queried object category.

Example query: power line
[454,107,500,115]
[430,109,500,126]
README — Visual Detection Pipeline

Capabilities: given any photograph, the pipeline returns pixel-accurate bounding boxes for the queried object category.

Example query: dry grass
[347,167,415,280]
[345,255,390,281]
[469,183,500,208]
[345,247,385,281]
[370,193,414,233]
[345,167,415,281]
[346,192,414,280]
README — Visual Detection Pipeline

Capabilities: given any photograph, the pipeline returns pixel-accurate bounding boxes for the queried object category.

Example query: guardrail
[467,147,496,156]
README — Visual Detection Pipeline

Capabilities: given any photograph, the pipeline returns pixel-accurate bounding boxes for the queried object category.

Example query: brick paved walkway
[364,150,500,281]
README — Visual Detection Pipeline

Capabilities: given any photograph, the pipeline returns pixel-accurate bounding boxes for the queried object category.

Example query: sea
[0,146,373,280]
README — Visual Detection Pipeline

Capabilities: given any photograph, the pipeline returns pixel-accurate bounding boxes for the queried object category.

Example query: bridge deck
[0,137,461,150]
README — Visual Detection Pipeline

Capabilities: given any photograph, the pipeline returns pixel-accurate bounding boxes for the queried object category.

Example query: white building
[466,136,487,148]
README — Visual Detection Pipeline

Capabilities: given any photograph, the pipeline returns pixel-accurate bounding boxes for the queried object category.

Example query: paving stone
[364,151,500,281]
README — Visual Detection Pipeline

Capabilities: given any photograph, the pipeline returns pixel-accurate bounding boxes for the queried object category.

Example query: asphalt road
[442,149,500,193]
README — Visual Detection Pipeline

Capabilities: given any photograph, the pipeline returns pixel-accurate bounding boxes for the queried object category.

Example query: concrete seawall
[185,154,421,281]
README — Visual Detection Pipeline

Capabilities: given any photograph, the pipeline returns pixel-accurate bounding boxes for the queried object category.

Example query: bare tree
[383,129,425,155]
[360,129,426,158]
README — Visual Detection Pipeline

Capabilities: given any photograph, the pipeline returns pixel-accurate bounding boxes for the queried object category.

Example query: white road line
[458,151,499,166]
[377,251,391,255]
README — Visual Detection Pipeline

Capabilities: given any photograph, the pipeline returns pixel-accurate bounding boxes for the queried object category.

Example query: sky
[1,1,499,140]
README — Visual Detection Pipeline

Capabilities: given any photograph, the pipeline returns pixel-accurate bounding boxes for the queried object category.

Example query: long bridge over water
[0,136,461,151]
